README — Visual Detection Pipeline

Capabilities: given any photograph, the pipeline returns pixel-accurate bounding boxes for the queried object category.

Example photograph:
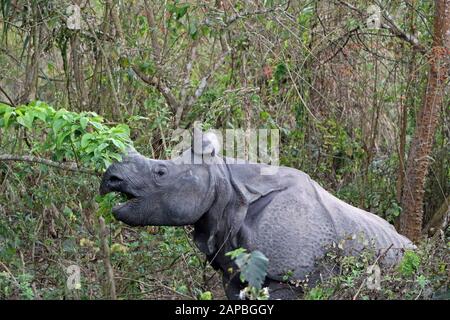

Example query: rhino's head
[99,147,217,227]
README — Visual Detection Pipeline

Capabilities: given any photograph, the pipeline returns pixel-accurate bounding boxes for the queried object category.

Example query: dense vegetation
[0,0,448,300]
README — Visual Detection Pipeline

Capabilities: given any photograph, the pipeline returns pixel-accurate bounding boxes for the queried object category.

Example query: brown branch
[381,11,427,53]
[0,84,16,107]
[98,216,117,300]
[224,1,290,27]
[173,50,230,126]
[0,154,97,174]
[352,244,393,300]
[423,196,450,236]
[180,44,197,103]
[105,0,124,44]
[143,0,161,61]
[186,50,230,109]
[320,27,360,64]
[83,9,122,113]
[132,66,180,112]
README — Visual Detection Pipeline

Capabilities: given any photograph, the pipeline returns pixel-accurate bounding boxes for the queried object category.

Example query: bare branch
[180,44,197,103]
[98,216,117,299]
[381,11,427,53]
[186,50,230,108]
[173,50,230,126]
[0,154,96,174]
[143,0,161,61]
[105,0,125,44]
[0,85,16,107]
[335,0,427,54]
[132,66,180,111]
[225,2,290,27]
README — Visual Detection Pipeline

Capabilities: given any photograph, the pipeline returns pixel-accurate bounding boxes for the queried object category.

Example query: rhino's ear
[193,127,221,157]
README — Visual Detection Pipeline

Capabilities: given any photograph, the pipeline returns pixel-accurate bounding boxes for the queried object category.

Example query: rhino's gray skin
[99,137,414,300]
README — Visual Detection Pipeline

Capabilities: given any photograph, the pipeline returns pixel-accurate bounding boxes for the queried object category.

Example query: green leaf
[103,158,112,169]
[81,133,93,148]
[94,142,109,157]
[176,4,189,19]
[189,21,198,39]
[80,117,89,130]
[54,108,68,119]
[226,248,247,259]
[30,106,49,122]
[16,112,34,129]
[199,291,213,300]
[3,110,14,128]
[110,138,126,151]
[56,131,71,148]
[234,250,269,290]
[167,3,190,20]
[109,153,122,162]
[0,103,12,114]
[398,250,421,276]
[52,118,66,134]
[91,121,104,131]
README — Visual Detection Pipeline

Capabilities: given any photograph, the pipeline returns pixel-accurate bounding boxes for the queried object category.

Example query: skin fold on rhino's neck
[193,162,245,270]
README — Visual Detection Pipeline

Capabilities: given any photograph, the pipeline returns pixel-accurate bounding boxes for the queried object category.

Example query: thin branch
[224,1,291,27]
[186,50,230,108]
[335,0,427,54]
[83,10,122,112]
[98,216,117,300]
[352,244,393,300]
[172,49,229,126]
[0,83,16,107]
[381,11,427,53]
[132,66,180,111]
[0,154,96,174]
[105,0,125,44]
[180,44,197,103]
[143,0,161,61]
[320,27,360,64]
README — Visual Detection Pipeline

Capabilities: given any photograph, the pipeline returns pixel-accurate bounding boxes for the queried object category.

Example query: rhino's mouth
[113,191,139,213]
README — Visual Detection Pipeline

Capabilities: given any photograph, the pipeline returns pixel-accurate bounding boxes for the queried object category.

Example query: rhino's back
[249,167,414,281]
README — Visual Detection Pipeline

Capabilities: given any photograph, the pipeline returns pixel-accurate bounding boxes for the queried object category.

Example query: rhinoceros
[99,131,414,299]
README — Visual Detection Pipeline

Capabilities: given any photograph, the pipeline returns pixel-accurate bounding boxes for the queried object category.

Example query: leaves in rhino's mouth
[114,191,128,201]
[97,191,129,207]
[121,191,136,200]
[113,191,136,208]
[95,192,130,222]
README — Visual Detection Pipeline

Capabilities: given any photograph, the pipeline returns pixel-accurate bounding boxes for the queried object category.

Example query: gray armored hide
[99,141,415,299]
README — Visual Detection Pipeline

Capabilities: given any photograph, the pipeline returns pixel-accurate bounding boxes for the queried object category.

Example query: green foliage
[225,247,247,260]
[199,291,213,300]
[398,250,421,276]
[0,101,132,171]
[301,237,449,300]
[305,287,333,300]
[167,2,190,20]
[226,248,269,299]
[95,192,126,223]
[0,272,35,300]
[236,250,269,290]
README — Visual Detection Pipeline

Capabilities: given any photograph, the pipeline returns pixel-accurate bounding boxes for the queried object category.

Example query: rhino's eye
[154,166,168,178]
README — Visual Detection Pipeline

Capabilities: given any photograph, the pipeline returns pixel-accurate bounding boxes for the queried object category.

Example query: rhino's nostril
[109,175,124,184]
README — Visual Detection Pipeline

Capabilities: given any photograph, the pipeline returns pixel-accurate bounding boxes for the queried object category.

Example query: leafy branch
[0,101,133,172]
[0,154,95,174]
[226,248,269,300]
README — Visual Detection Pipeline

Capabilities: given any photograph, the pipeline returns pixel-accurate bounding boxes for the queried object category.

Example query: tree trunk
[400,0,450,242]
